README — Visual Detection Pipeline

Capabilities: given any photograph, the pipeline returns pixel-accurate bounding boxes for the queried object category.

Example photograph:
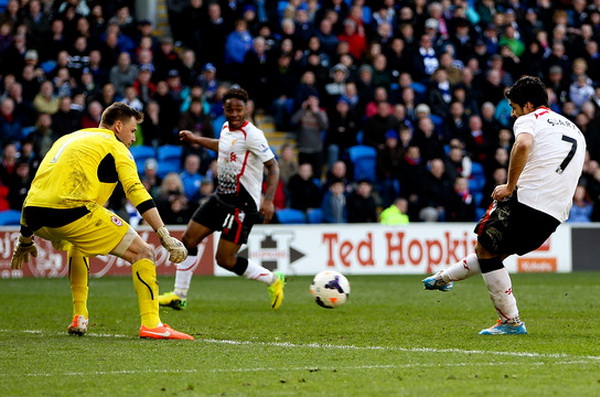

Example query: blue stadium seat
[276,209,306,224]
[157,145,183,178]
[307,208,323,224]
[469,162,486,192]
[212,114,225,139]
[0,210,22,226]
[348,145,377,183]
[130,145,156,174]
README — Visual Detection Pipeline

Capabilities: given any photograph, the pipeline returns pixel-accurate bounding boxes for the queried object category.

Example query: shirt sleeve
[248,129,275,163]
[513,115,537,139]
[114,144,153,207]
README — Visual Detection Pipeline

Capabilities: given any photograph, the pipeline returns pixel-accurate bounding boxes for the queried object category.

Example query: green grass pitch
[1,273,600,396]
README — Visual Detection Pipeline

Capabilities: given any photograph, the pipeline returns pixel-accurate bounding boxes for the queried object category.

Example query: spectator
[363,100,401,149]
[140,158,162,199]
[567,185,593,222]
[325,97,358,168]
[241,36,272,111]
[291,95,328,179]
[52,96,82,134]
[413,115,445,162]
[427,67,453,120]
[569,73,594,111]
[323,63,350,111]
[224,19,253,82]
[6,81,36,127]
[0,143,18,186]
[32,81,59,115]
[201,2,228,71]
[7,160,31,210]
[446,175,476,222]
[287,163,322,212]
[80,100,103,129]
[337,18,366,62]
[418,158,453,222]
[347,180,378,223]
[121,86,144,112]
[109,52,139,97]
[321,179,347,223]
[0,97,23,147]
[29,113,57,163]
[411,34,439,83]
[179,154,204,202]
[178,97,213,140]
[324,160,351,191]
[380,197,410,225]
[153,80,180,143]
[155,172,193,225]
[377,129,404,206]
[278,143,299,186]
[269,54,298,131]
[154,36,183,81]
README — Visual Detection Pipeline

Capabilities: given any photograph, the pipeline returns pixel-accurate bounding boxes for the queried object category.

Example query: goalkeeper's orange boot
[67,315,88,336]
[139,323,194,340]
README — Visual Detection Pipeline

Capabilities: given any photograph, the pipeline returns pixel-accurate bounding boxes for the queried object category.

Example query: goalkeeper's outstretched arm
[139,207,188,263]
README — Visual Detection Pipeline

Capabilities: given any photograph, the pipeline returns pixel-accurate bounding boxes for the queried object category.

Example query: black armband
[136,199,156,215]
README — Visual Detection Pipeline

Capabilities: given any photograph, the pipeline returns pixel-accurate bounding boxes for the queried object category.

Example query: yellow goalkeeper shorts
[34,206,133,257]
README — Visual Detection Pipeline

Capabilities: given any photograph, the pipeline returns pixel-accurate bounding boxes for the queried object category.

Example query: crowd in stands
[2,0,600,225]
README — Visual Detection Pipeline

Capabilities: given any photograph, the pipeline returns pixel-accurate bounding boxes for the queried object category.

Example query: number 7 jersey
[513,107,586,222]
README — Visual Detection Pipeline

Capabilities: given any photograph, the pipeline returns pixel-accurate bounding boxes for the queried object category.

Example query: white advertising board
[215,223,572,276]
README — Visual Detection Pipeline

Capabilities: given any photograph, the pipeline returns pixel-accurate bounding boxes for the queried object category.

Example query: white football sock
[242,259,276,285]
[482,268,521,324]
[440,252,481,282]
[173,255,197,298]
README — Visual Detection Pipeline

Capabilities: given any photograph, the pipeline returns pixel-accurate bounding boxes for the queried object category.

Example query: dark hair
[100,102,144,127]
[223,87,249,103]
[505,76,548,108]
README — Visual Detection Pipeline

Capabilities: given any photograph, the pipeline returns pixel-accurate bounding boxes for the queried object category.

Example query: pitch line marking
[3,329,600,362]
[0,360,597,378]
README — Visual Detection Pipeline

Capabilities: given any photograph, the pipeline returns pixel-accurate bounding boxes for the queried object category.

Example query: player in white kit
[158,87,285,310]
[423,76,586,334]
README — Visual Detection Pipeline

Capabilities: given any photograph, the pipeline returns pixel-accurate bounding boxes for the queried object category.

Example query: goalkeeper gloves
[11,235,38,269]
[156,226,187,263]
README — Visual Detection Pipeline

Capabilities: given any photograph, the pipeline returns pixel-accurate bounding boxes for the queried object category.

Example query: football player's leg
[116,231,194,339]
[442,252,482,281]
[216,239,285,309]
[68,247,89,318]
[476,243,524,334]
[67,247,89,335]
[175,222,212,297]
[115,232,161,328]
[423,252,482,291]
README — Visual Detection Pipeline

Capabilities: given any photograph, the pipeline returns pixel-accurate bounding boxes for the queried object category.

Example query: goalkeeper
[11,102,193,340]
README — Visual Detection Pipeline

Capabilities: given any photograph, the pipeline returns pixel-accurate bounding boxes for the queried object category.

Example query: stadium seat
[0,209,22,226]
[276,209,306,224]
[307,208,323,224]
[212,114,225,139]
[157,145,183,178]
[130,145,156,173]
[469,162,486,192]
[348,145,377,183]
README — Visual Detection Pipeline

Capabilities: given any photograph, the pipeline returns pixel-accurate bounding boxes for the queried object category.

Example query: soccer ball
[309,270,350,309]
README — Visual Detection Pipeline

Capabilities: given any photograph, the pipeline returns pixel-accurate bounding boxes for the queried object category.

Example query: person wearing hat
[154,36,183,81]
[322,64,347,109]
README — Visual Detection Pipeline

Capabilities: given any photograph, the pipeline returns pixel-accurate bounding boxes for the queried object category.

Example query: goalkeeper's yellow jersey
[24,128,152,213]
